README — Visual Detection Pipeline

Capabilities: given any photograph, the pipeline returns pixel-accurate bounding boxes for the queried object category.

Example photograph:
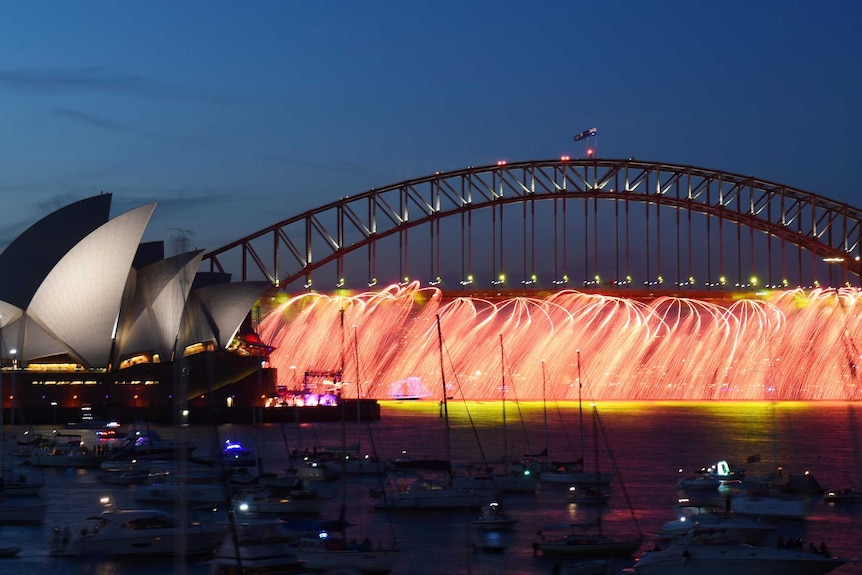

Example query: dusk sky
[3,1,861,255]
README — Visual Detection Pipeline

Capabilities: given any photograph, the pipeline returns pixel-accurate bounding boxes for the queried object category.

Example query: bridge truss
[203,158,862,293]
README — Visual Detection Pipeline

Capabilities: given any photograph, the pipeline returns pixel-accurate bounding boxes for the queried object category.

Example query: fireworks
[258,283,862,401]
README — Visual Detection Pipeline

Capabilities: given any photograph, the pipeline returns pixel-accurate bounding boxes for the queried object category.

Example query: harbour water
[1,400,861,574]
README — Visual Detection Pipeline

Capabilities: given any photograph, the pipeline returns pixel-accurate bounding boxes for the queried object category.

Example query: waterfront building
[0,193,275,424]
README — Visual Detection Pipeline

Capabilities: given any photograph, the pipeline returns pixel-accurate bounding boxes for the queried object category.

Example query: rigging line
[351,329,397,546]
[593,406,642,536]
[500,343,534,458]
[551,380,574,457]
[200,355,243,573]
[440,322,488,467]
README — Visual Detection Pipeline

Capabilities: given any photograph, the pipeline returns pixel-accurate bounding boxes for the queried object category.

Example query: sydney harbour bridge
[202,158,862,402]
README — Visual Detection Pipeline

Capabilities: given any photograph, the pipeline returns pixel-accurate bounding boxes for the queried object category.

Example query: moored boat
[294,531,398,573]
[824,486,862,504]
[50,508,225,558]
[453,469,539,493]
[568,485,611,504]
[631,530,850,575]
[472,502,518,530]
[135,467,228,505]
[0,546,21,558]
[235,487,330,515]
[654,511,776,544]
[534,530,643,557]
[541,465,615,486]
[0,469,45,496]
[0,497,46,524]
[676,475,720,491]
[29,433,106,468]
[208,521,309,575]
[730,491,809,520]
[372,476,487,510]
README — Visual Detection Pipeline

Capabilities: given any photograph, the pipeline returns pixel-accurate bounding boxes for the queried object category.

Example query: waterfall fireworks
[258,283,862,401]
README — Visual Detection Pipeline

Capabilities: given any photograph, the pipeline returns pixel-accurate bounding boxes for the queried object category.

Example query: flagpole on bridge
[574,127,598,158]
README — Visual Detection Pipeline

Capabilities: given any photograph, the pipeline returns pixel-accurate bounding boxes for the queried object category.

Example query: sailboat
[324,326,386,476]
[373,315,486,510]
[291,321,399,574]
[453,335,538,493]
[541,350,614,485]
[534,404,643,557]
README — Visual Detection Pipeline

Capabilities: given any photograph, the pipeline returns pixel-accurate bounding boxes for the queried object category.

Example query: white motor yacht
[654,511,776,544]
[29,434,106,468]
[50,509,224,558]
[631,530,850,575]
[235,488,331,515]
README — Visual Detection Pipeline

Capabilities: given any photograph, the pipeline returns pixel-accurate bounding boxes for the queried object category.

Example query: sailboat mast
[1,346,4,483]
[500,334,507,473]
[435,315,452,484]
[353,325,361,451]
[541,359,548,456]
[577,349,584,462]
[339,308,346,380]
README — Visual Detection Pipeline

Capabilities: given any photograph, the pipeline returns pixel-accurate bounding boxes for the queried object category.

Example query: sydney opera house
[0,194,275,424]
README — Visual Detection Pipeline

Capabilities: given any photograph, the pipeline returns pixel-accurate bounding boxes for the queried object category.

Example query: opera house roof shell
[0,193,268,370]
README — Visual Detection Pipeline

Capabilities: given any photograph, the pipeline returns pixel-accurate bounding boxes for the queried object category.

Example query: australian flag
[574,127,597,141]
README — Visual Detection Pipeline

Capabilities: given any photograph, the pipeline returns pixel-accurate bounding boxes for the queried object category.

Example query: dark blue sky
[2,1,860,252]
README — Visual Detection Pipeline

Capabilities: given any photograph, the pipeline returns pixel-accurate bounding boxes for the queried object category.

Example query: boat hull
[71,530,218,558]
[135,484,227,505]
[453,473,538,493]
[375,490,485,509]
[633,545,848,575]
[0,500,46,524]
[655,516,776,545]
[537,535,643,557]
[730,494,808,519]
[541,471,615,485]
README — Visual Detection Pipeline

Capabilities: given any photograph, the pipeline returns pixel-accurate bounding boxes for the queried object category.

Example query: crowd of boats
[0,414,857,575]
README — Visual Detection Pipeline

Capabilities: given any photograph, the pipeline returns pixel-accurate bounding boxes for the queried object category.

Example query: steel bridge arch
[202,158,862,290]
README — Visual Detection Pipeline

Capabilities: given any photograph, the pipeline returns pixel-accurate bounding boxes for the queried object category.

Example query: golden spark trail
[257,283,862,401]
